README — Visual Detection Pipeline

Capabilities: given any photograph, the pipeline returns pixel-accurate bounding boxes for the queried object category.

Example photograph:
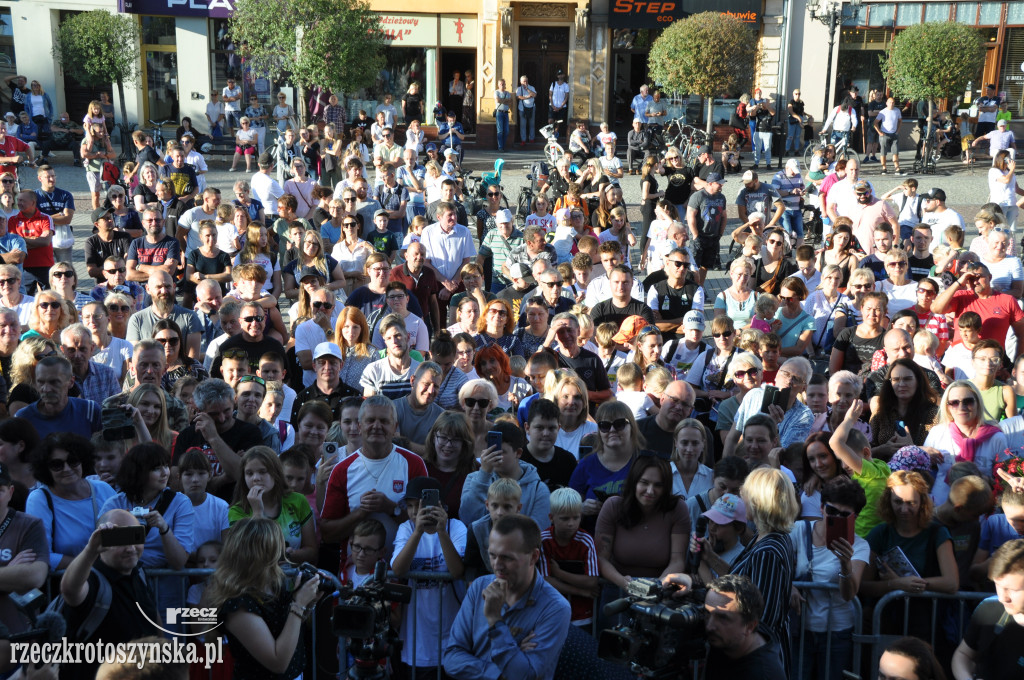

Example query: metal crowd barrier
[40,568,993,680]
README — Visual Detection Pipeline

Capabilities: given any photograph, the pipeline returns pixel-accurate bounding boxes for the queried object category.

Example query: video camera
[332,561,412,679]
[599,577,707,679]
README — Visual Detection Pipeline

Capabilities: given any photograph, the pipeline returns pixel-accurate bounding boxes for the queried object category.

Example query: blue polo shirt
[16,397,102,440]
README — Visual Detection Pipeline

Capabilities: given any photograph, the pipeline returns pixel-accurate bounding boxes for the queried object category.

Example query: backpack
[101,161,120,185]
[45,566,149,642]
[897,194,923,223]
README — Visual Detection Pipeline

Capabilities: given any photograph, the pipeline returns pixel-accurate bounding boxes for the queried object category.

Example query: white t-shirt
[371,313,430,353]
[556,421,599,460]
[215,222,240,255]
[584,274,644,309]
[525,212,556,234]
[92,336,134,377]
[391,519,468,666]
[294,319,328,387]
[940,342,973,380]
[877,279,916,314]
[233,252,279,294]
[616,390,654,419]
[874,108,902,135]
[192,493,230,548]
[983,255,1024,294]
[988,167,1018,207]
[923,208,966,252]
[222,86,242,113]
[791,519,870,631]
[599,155,622,184]
[924,426,1008,505]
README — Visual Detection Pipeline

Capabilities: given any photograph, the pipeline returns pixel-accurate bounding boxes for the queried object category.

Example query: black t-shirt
[7,83,27,114]
[832,326,884,375]
[212,334,287,378]
[131,183,158,206]
[687,189,728,238]
[84,232,133,269]
[649,277,701,321]
[753,258,798,295]
[522,445,577,491]
[186,249,233,292]
[698,161,727,182]
[907,254,934,281]
[591,298,656,329]
[135,145,161,169]
[663,165,695,206]
[546,347,612,395]
[963,598,1024,680]
[404,93,424,122]
[705,642,787,680]
[636,416,675,453]
[171,420,263,500]
[789,99,805,118]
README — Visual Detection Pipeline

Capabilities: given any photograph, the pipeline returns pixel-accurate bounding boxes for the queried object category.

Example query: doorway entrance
[517,26,570,127]
[440,49,476,130]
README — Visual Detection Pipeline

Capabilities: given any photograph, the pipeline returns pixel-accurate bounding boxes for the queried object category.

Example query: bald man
[127,270,202,359]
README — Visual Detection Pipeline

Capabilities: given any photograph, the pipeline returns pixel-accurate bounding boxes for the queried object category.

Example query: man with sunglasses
[933,261,1024,358]
[211,300,286,379]
[126,208,179,283]
[646,246,704,331]
[89,255,143,308]
[294,288,337,387]
[16,355,101,439]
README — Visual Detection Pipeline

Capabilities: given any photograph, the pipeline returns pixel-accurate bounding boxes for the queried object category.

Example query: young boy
[907,224,934,282]
[177,448,229,562]
[594,321,628,384]
[615,362,655,418]
[522,398,578,491]
[257,351,296,423]
[935,475,993,590]
[881,178,922,243]
[459,420,551,530]
[539,487,600,627]
[92,434,126,488]
[942,311,982,381]
[803,373,829,415]
[280,447,317,528]
[466,478,522,573]
[391,476,466,679]
[970,487,1024,587]
[860,223,896,282]
[662,310,708,375]
[793,244,821,290]
[830,399,892,538]
[913,329,948,388]
[368,208,400,263]
[569,253,593,304]
[342,518,387,587]
[281,222,307,270]
[759,333,782,384]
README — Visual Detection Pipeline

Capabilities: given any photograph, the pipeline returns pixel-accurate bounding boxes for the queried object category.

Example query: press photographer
[203,516,325,680]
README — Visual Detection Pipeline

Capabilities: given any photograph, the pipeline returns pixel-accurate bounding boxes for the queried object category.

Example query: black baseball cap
[405,476,442,500]
[920,187,946,202]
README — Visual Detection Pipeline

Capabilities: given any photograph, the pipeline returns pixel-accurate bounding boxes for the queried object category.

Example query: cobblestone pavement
[24,144,999,311]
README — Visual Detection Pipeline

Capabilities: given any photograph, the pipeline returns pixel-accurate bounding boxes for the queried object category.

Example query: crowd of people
[0,76,1018,680]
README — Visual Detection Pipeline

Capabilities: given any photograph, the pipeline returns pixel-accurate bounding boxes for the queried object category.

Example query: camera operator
[203,516,323,680]
[444,514,570,680]
[703,574,786,680]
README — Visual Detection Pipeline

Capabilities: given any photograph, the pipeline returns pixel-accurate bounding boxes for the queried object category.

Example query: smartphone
[421,488,440,508]
[593,489,611,502]
[760,386,791,413]
[322,442,339,459]
[578,445,593,458]
[895,420,907,437]
[100,525,147,547]
[825,513,855,549]
[486,430,503,450]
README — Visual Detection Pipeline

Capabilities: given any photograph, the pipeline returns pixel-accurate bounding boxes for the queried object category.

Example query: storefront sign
[379,14,438,45]
[609,0,761,29]
[441,15,478,47]
[119,0,236,18]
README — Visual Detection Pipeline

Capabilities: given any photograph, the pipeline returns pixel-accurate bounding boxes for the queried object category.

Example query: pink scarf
[949,422,1002,463]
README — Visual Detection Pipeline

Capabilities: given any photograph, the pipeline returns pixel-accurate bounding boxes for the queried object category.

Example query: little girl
[750,294,780,334]
[400,215,427,258]
[550,208,576,264]
[913,329,950,391]
[526,194,556,234]
[641,200,679,274]
[186,541,222,605]
[596,121,617,154]
[721,133,742,174]
[82,100,105,129]
[404,119,425,155]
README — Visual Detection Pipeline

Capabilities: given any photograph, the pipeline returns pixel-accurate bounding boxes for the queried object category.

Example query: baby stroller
[940,125,961,158]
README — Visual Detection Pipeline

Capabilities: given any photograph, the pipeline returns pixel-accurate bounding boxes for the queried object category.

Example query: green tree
[229,0,386,125]
[648,13,762,136]
[882,22,985,139]
[52,10,140,129]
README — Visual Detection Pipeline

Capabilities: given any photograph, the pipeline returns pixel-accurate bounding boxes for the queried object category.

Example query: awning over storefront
[119,0,236,18]
[608,0,761,29]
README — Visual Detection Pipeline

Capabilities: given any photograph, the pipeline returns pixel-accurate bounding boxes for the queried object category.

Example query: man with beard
[735,171,784,228]
[845,180,898,255]
[60,323,119,406]
[211,300,286,377]
[16,355,101,439]
[103,338,190,432]
[127,270,201,359]
[126,208,180,282]
[687,172,728,285]
[361,315,419,399]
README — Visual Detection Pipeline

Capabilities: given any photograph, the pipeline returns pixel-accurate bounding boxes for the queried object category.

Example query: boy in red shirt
[539,487,600,627]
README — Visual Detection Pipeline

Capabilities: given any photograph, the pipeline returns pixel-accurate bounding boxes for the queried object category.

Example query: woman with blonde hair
[320,122,345,188]
[103,291,134,339]
[459,378,499,452]
[714,257,757,328]
[282,228,345,299]
[546,370,597,458]
[203,516,323,677]
[335,306,378,395]
[569,400,643,529]
[8,337,60,413]
[127,381,175,451]
[23,290,74,341]
[234,222,282,299]
[969,208,1007,259]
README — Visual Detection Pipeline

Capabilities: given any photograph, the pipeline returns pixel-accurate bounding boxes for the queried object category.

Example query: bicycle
[912,132,941,175]
[662,115,692,151]
[147,119,175,154]
[516,177,535,227]
[539,120,565,165]
[803,131,859,169]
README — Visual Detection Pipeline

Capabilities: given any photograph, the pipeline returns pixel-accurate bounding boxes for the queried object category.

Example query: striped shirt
[360,357,419,399]
[732,532,795,676]
[539,527,599,623]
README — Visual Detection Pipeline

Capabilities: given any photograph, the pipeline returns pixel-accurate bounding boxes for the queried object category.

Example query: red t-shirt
[539,527,599,623]
[949,289,1024,345]
[0,136,28,177]
[9,209,53,268]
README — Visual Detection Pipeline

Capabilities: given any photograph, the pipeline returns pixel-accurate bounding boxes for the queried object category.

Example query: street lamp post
[806,0,863,120]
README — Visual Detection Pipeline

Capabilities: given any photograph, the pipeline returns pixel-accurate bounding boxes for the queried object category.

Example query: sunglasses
[734,367,759,379]
[343,198,357,202]
[487,192,501,197]
[948,397,977,410]
[238,375,266,387]
[223,349,249,360]
[597,418,630,432]
[0,180,13,184]
[48,456,81,472]
[666,260,686,268]
[887,261,908,268]
[0,278,17,286]
[464,397,490,409]
[343,222,358,228]
[713,330,734,339]
[107,304,131,313]
[155,336,180,346]
[242,315,265,323]
[824,504,852,518]
[312,301,334,310]
[52,271,74,279]
[488,308,508,316]
[34,350,56,360]
[637,325,660,340]
[38,301,61,310]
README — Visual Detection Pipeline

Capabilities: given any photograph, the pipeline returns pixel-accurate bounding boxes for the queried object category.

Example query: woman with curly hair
[335,306,378,396]
[422,411,479,518]
[869,358,939,459]
[474,343,531,413]
[203,516,324,678]
[7,337,61,414]
[475,299,521,355]
[23,290,74,341]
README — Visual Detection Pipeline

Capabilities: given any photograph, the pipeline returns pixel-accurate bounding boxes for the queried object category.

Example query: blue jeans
[519,106,536,142]
[754,131,772,166]
[799,628,853,680]
[830,130,850,148]
[496,110,509,150]
[781,207,803,239]
[787,121,803,154]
